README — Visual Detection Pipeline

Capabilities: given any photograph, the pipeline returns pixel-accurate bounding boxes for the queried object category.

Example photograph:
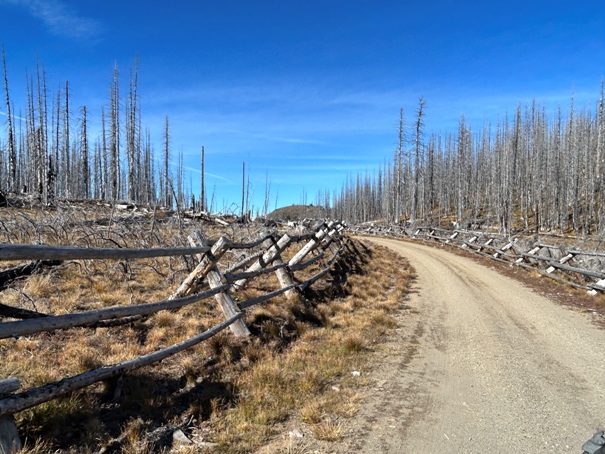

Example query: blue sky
[0,1,604,213]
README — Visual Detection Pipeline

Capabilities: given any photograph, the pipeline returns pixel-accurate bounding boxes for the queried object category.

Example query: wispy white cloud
[0,0,103,40]
[0,110,27,121]
[183,165,231,183]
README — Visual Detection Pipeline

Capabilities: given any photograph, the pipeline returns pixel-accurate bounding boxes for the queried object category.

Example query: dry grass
[0,205,414,452]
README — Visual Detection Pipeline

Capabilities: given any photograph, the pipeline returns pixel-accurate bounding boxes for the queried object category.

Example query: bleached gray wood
[0,379,20,396]
[515,246,540,263]
[231,234,292,291]
[589,279,605,295]
[170,237,229,299]
[265,237,296,298]
[0,285,227,340]
[225,233,274,250]
[545,261,605,279]
[0,224,348,422]
[224,262,287,283]
[546,253,574,273]
[0,244,210,261]
[223,251,264,275]
[288,224,329,267]
[206,269,250,337]
[0,415,21,453]
[289,251,324,272]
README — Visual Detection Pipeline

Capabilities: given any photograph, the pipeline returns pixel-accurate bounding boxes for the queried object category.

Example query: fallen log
[0,260,62,291]
[0,303,47,320]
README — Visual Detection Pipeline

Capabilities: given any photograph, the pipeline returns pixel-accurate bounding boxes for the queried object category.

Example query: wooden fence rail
[0,244,211,261]
[0,220,347,450]
[350,223,605,294]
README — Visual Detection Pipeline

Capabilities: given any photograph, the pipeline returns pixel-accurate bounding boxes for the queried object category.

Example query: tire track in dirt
[344,238,605,454]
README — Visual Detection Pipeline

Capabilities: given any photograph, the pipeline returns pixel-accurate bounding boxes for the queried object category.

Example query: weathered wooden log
[225,233,274,250]
[231,234,292,291]
[224,261,288,283]
[170,237,229,299]
[299,247,341,289]
[286,233,316,243]
[568,249,605,258]
[264,236,297,298]
[289,251,324,272]
[288,223,329,267]
[213,217,230,226]
[515,246,540,263]
[206,269,250,337]
[470,243,516,261]
[0,379,20,396]
[0,285,227,339]
[0,244,210,261]
[0,313,243,416]
[546,253,574,273]
[0,415,21,453]
[532,267,592,290]
[187,231,208,262]
[0,303,47,320]
[0,260,62,291]
[462,245,519,265]
[223,251,264,275]
[83,315,145,328]
[545,260,605,279]
[588,279,605,295]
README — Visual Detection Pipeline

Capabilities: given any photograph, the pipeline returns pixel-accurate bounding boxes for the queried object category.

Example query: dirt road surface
[346,237,604,454]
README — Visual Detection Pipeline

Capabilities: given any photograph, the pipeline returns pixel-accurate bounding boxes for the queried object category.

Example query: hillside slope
[266,204,327,221]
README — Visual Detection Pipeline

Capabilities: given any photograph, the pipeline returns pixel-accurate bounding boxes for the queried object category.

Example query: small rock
[331,385,341,392]
[289,429,304,438]
[172,429,193,446]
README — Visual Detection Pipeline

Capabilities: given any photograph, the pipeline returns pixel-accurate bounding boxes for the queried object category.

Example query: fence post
[288,222,330,268]
[176,236,250,336]
[515,245,540,264]
[546,253,574,274]
[462,236,477,249]
[0,379,21,454]
[321,223,342,255]
[589,279,605,295]
[231,234,293,292]
[170,237,230,299]
[265,236,297,299]
[206,268,251,337]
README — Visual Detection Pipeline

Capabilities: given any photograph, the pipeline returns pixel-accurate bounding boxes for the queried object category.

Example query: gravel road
[348,238,604,454]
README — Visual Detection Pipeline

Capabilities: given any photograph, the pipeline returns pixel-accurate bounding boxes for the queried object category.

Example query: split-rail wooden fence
[351,224,605,295]
[0,220,346,451]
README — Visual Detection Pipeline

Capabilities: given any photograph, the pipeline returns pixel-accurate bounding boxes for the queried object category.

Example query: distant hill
[266,204,328,221]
